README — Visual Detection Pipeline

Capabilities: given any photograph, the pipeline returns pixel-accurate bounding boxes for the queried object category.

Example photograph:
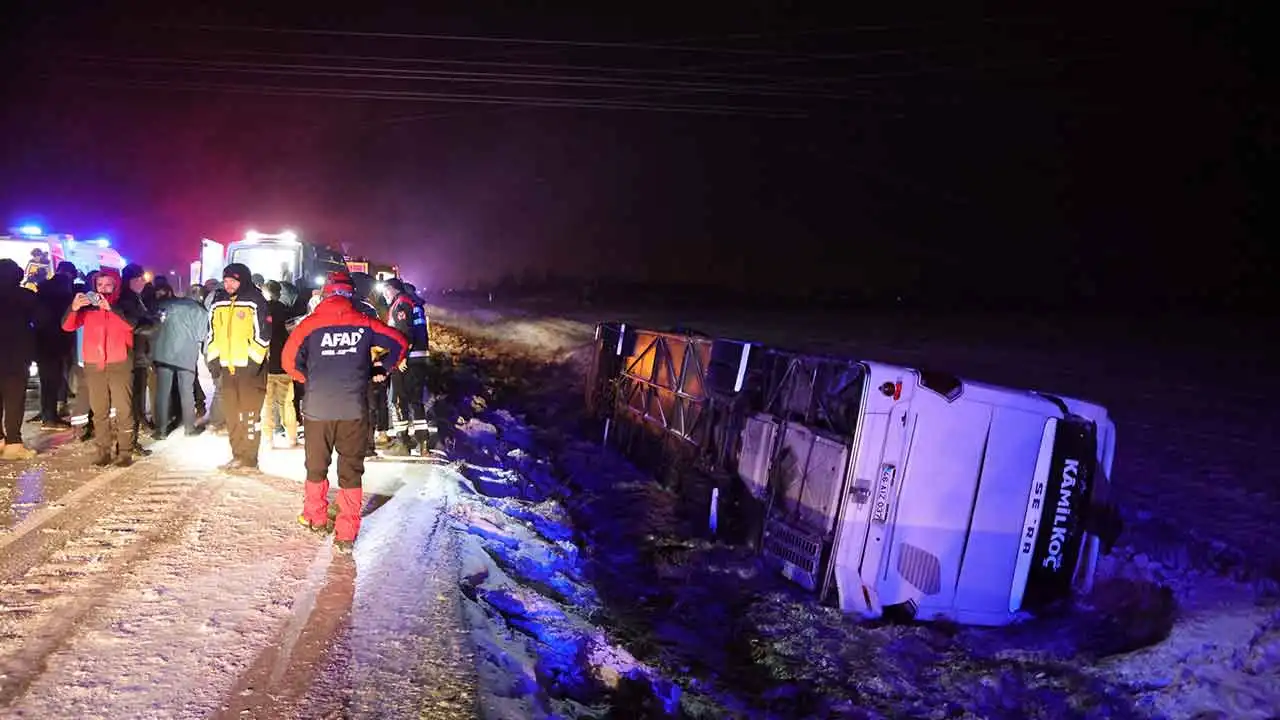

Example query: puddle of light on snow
[11,469,45,524]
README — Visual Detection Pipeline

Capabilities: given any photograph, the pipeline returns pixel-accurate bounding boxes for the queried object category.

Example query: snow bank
[429,383,679,718]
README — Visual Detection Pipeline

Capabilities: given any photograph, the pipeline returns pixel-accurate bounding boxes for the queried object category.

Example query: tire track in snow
[214,546,357,719]
[0,467,225,707]
[215,466,479,720]
[292,471,479,719]
[0,464,135,581]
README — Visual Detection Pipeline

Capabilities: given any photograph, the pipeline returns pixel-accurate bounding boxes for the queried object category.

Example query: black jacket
[0,284,39,376]
[34,274,75,356]
[387,292,429,359]
[266,299,300,374]
[116,289,159,368]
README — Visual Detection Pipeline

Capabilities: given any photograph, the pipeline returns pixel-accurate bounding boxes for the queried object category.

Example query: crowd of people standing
[2,257,437,552]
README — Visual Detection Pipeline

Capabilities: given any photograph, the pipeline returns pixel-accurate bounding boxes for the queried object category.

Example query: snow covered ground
[0,424,479,718]
[420,300,1280,719]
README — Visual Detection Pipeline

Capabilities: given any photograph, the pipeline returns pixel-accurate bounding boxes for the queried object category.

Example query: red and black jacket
[61,268,135,370]
[387,292,429,360]
[282,295,407,421]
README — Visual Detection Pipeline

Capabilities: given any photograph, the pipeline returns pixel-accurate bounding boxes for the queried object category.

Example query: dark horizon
[1,3,1269,305]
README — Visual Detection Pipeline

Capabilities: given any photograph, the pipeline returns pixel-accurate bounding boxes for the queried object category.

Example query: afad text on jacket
[282,295,407,421]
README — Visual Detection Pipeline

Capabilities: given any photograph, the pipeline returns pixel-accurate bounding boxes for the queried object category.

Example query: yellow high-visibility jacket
[207,293,270,373]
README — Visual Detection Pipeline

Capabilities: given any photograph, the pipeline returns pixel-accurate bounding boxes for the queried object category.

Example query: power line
[57,76,811,118]
[185,47,924,83]
[154,15,1068,56]
[65,48,1119,93]
[69,56,853,98]
[154,23,910,59]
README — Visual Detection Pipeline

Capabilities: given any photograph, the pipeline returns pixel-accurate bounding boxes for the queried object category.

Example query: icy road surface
[0,431,477,719]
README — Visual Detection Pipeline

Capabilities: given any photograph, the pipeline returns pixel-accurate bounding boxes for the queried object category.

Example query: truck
[219,229,349,310]
[1,226,128,282]
[584,323,1120,627]
[344,256,400,283]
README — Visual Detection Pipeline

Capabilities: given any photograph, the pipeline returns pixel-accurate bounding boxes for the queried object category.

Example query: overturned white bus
[585,323,1120,626]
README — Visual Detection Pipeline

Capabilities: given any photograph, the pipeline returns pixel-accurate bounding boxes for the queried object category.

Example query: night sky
[1,3,1268,305]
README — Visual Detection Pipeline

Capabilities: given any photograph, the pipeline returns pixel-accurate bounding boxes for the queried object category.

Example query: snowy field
[421,299,1280,719]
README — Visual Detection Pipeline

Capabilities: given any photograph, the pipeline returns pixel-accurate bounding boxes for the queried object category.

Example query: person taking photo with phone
[62,268,138,467]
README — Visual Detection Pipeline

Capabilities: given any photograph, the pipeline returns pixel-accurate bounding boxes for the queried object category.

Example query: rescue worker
[348,272,388,456]
[380,278,431,455]
[62,268,137,466]
[206,263,271,472]
[282,274,406,553]
[1,259,39,460]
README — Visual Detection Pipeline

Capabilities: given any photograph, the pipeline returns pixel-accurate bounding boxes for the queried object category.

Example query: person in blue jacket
[282,273,406,553]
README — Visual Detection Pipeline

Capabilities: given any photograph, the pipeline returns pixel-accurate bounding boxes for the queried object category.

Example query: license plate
[871,463,896,524]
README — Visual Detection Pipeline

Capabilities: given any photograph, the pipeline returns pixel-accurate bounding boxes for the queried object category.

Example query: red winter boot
[299,479,331,532]
[334,487,363,550]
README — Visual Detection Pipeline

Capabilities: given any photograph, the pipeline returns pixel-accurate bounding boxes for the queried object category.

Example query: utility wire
[154,23,927,59]
[162,47,929,83]
[154,15,1066,57]
[58,76,811,118]
[65,49,1119,93]
[68,56,853,98]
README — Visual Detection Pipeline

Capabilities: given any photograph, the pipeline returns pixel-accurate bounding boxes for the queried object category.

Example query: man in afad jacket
[62,268,137,466]
[206,263,271,472]
[283,274,406,553]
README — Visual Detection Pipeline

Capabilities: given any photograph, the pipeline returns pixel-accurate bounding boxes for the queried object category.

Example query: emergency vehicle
[221,229,348,306]
[587,324,1119,627]
[1,226,128,280]
[344,256,400,283]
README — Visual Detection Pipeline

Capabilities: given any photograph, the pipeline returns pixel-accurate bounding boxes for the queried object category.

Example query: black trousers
[130,366,155,437]
[222,366,267,466]
[0,372,25,444]
[304,418,367,489]
[36,351,66,422]
[365,381,389,452]
[389,361,429,442]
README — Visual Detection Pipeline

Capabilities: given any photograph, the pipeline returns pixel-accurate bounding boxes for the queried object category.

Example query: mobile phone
[85,291,102,306]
